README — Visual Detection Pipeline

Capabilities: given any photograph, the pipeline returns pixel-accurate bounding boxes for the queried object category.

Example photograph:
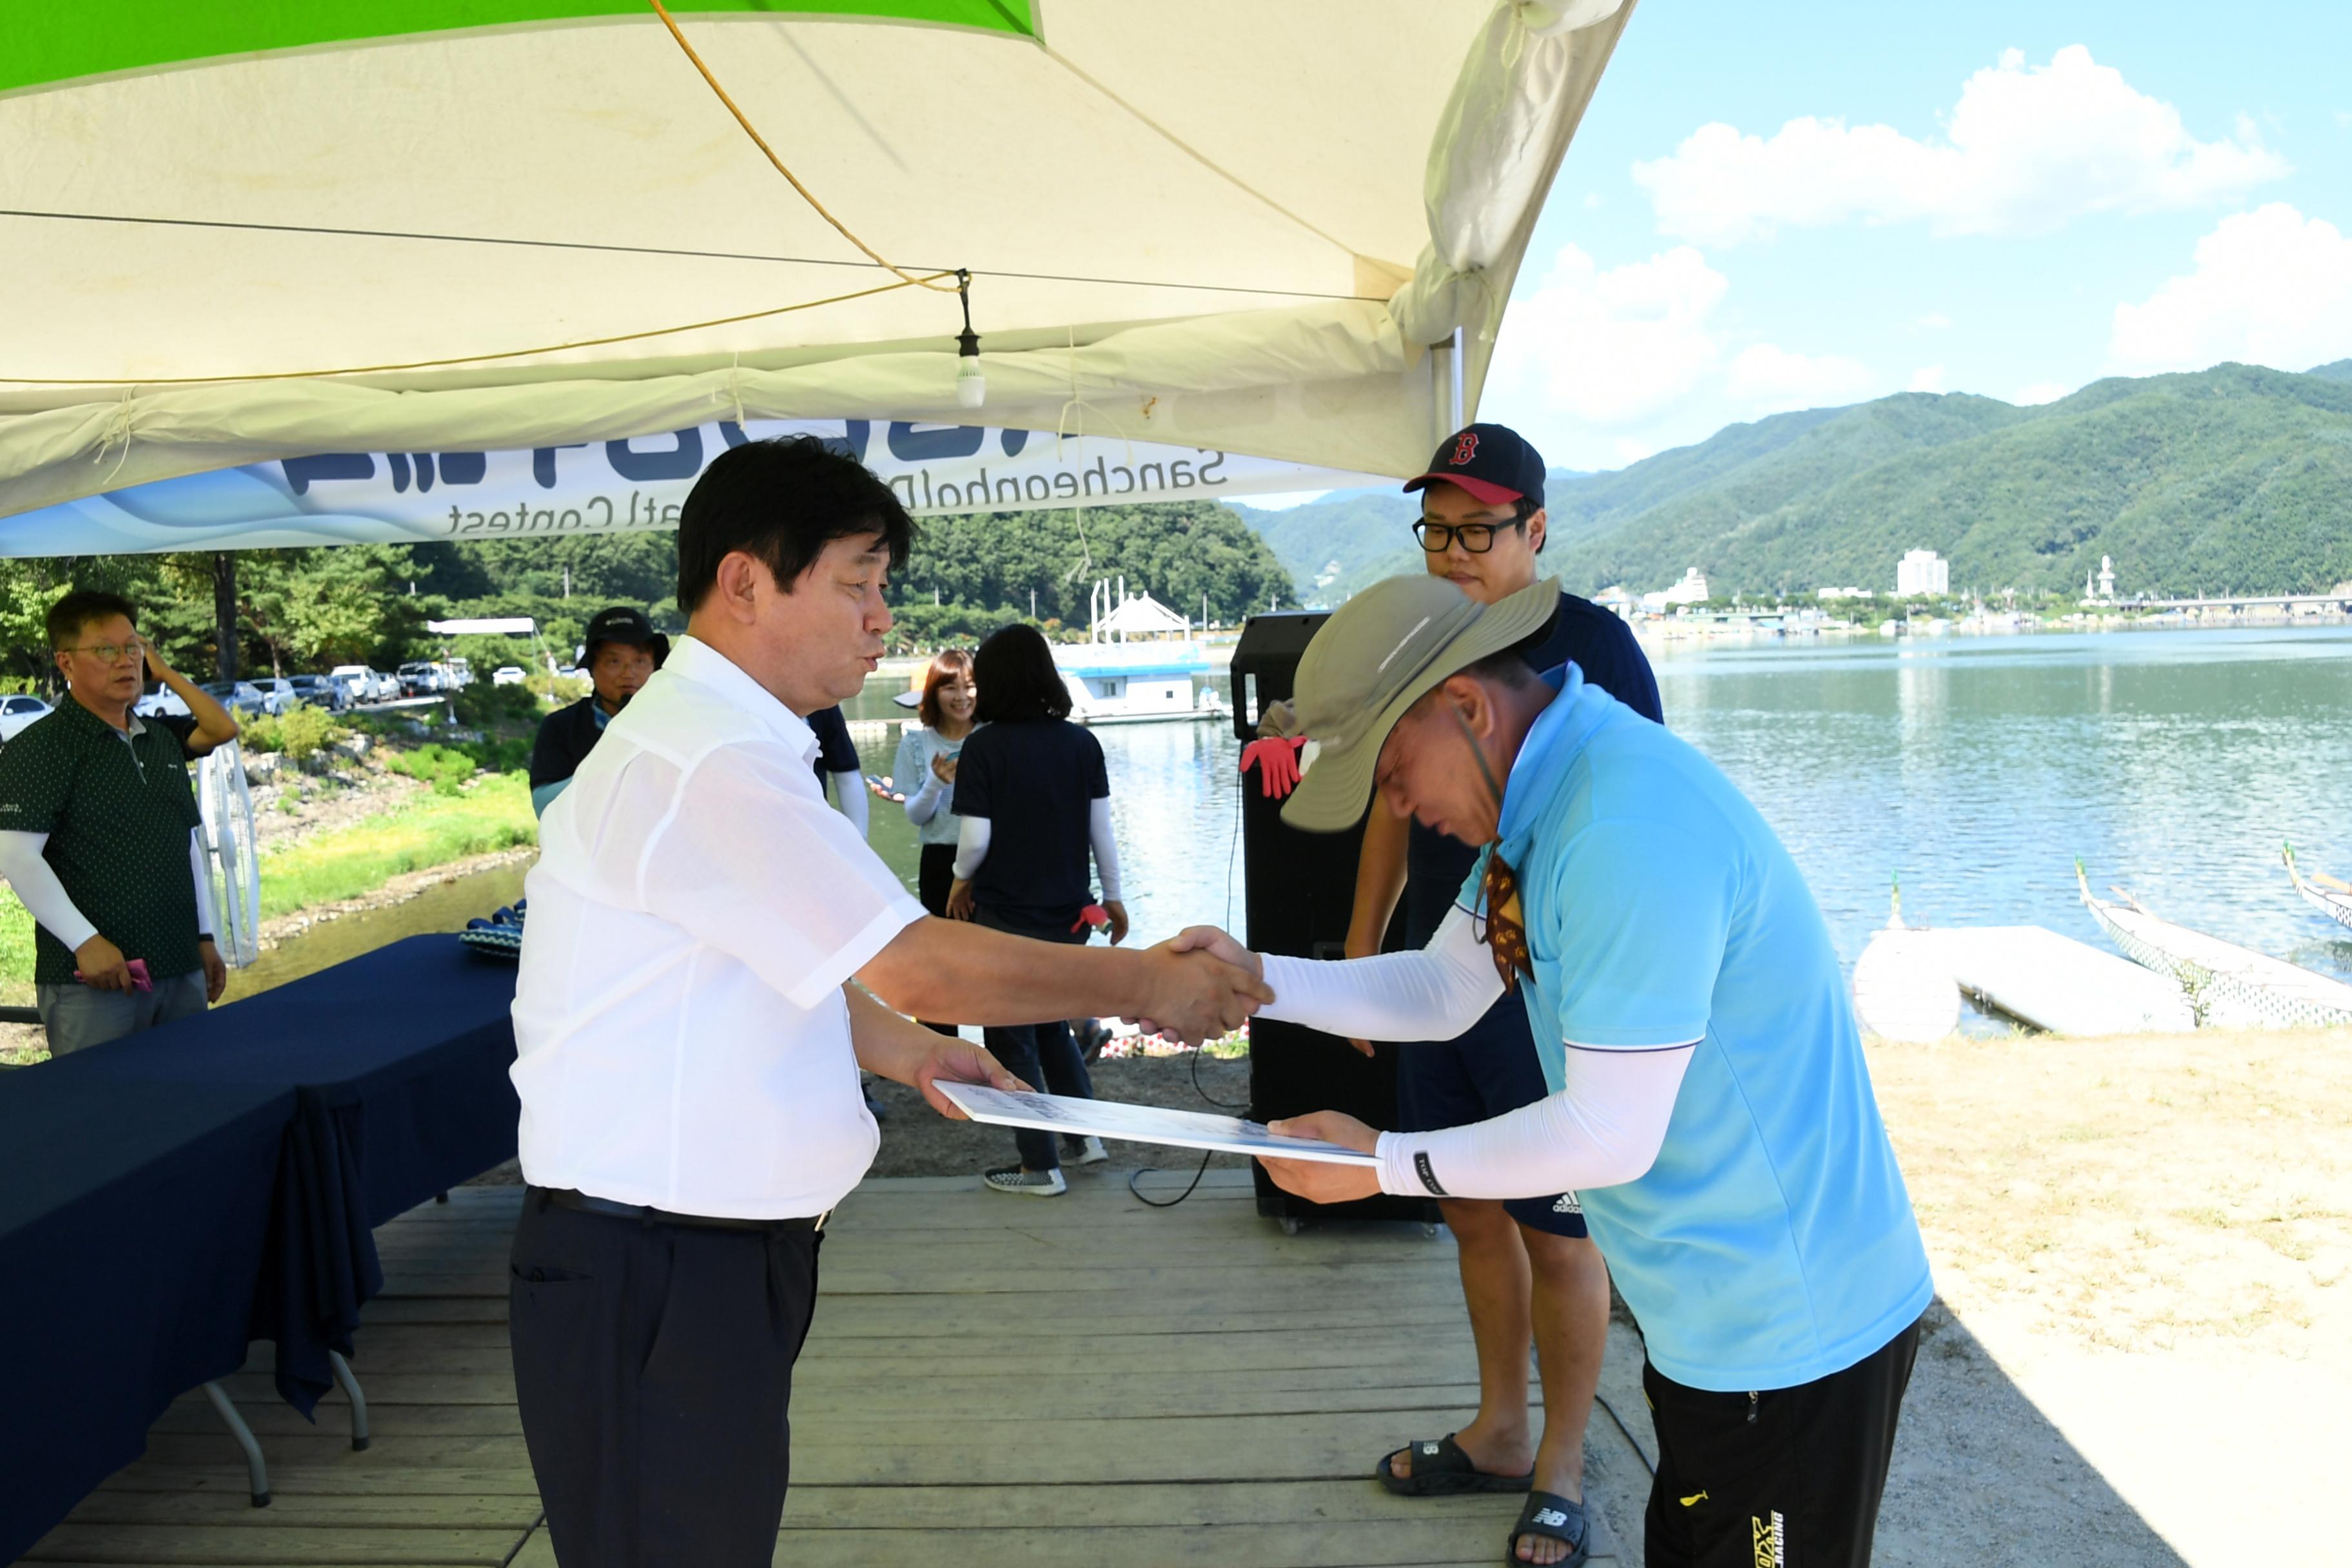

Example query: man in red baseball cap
[1345,422,1662,1566]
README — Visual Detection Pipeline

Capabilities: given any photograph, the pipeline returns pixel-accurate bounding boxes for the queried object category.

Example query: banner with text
[0,420,1382,556]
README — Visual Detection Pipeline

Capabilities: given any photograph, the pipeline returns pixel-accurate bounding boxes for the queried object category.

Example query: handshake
[1128,925,1272,1044]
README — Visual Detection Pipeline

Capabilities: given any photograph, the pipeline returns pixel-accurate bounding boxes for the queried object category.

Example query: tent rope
[645,0,954,293]
[0,272,947,386]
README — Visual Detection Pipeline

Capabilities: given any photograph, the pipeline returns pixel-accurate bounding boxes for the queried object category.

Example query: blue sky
[1468,0,2352,471]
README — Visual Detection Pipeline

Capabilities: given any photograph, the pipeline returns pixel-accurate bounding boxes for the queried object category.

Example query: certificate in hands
[934,1083,1380,1167]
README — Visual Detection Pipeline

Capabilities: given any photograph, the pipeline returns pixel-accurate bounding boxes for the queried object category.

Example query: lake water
[846,626,2352,993]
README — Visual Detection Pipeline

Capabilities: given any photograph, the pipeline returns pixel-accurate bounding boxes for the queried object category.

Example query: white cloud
[1727,342,1877,406]
[2011,381,2074,406]
[1907,365,1949,393]
[1634,46,2288,245]
[2110,203,2352,373]
[1482,242,1883,469]
[1916,313,1952,331]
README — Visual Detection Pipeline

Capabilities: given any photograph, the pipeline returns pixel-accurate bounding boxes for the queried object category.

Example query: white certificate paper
[935,1083,1380,1167]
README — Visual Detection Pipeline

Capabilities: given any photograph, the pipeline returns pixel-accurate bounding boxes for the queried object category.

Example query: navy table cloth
[0,1076,295,1564]
[2,935,518,1560]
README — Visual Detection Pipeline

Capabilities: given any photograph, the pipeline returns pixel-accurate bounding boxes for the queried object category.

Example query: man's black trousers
[1642,1316,1921,1568]
[508,1191,823,1568]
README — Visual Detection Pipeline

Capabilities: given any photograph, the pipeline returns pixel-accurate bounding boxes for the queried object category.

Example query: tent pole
[1447,327,1465,433]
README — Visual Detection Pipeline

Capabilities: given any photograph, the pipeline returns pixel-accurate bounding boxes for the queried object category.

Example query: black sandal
[1505,1490,1589,1566]
[1375,1433,1535,1497]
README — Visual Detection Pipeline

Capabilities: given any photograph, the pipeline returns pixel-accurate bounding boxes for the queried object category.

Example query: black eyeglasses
[1413,518,1525,554]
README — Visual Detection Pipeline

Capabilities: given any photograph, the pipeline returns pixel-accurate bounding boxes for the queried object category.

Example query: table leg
[327,1348,371,1451]
[202,1380,270,1507]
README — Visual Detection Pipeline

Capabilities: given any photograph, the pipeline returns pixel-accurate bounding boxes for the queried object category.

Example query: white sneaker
[983,1164,1066,1197]
[1066,1136,1109,1166]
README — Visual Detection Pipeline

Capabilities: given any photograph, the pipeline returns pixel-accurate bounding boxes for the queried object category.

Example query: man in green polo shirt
[0,590,242,1055]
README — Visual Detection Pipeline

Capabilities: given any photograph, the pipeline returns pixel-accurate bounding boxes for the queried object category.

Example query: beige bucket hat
[1280,574,1558,832]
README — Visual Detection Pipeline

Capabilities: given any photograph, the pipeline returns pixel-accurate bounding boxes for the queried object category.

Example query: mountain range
[1231,360,2352,603]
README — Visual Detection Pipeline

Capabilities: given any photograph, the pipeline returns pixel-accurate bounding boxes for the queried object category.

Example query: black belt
[531,1186,827,1233]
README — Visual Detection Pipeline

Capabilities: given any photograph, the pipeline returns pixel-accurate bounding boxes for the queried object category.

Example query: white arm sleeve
[1375,1043,1696,1200]
[1257,905,1503,1042]
[0,830,100,952]
[1088,796,1122,903]
[904,774,950,827]
[829,769,868,836]
[189,827,215,939]
[952,815,992,880]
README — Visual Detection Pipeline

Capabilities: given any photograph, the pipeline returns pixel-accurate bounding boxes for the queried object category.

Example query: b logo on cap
[1450,431,1478,466]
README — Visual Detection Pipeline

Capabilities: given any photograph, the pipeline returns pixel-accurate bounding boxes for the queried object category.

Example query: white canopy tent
[0,1,1634,547]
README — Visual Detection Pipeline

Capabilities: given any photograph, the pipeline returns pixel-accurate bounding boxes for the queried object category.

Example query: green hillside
[1240,361,2352,603]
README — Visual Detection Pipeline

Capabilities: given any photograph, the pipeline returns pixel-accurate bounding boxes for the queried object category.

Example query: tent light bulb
[952,268,985,410]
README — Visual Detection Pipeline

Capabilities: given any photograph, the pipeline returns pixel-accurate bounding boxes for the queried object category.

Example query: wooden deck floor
[28,1170,1640,1567]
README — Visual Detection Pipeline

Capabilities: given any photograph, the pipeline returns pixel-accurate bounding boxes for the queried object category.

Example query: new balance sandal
[1375,1433,1534,1497]
[1505,1490,1588,1566]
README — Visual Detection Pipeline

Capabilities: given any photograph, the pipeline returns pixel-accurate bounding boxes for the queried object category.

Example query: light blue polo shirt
[1460,666,1932,1392]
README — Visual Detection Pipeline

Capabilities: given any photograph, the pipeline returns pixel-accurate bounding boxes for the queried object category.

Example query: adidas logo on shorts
[1551,1194,1582,1215]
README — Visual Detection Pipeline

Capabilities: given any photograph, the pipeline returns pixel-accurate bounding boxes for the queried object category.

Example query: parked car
[397,662,443,696]
[253,676,299,714]
[199,679,277,717]
[328,665,381,706]
[0,694,53,742]
[133,687,191,721]
[286,674,346,712]
[491,666,528,687]
[443,657,473,689]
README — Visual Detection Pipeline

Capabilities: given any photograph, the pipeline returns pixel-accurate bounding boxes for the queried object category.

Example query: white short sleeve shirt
[511,636,926,1219]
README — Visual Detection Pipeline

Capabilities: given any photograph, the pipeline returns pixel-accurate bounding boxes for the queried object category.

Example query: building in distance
[1896,549,1949,598]
[1642,567,1711,613]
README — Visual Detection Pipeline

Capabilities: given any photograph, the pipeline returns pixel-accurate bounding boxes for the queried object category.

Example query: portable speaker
[1231,612,1439,1230]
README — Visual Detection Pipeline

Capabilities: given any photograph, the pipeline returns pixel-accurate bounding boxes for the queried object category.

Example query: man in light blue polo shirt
[1183,573,1930,1568]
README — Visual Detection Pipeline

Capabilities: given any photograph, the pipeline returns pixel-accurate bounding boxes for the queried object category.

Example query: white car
[0,694,53,741]
[134,687,191,721]
[492,666,529,687]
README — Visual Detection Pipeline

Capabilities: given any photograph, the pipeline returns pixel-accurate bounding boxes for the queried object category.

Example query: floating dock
[1941,926,2197,1035]
[1854,923,2197,1038]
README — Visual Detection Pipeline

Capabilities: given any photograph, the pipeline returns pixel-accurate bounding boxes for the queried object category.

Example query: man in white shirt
[509,435,1269,1568]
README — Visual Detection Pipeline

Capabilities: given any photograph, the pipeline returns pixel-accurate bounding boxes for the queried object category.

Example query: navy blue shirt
[1402,587,1662,945]
[807,705,859,799]
[950,718,1109,936]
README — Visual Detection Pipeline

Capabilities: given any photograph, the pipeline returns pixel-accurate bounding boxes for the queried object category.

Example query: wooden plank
[59,1493,541,1529]
[327,1324,1494,1375]
[763,1521,1516,1567]
[779,1479,1522,1529]
[23,1524,525,1565]
[97,1469,542,1500]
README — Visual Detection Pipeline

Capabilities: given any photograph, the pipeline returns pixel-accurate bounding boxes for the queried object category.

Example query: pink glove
[1239,736,1308,799]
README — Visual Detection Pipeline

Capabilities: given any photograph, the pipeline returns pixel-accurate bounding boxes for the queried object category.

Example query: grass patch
[0,770,542,988]
[255,772,536,919]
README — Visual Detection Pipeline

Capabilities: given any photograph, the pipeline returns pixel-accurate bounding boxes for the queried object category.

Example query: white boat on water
[1054,580,1230,727]
[2076,864,2352,1029]
[2283,845,2352,933]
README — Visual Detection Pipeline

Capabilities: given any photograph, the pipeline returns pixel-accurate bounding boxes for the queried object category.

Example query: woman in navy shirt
[947,624,1126,1197]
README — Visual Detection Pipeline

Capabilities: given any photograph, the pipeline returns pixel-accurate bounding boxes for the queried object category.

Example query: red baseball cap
[1402,422,1547,509]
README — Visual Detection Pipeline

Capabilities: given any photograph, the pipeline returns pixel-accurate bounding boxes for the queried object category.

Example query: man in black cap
[1337,424,1661,1565]
[529,605,668,818]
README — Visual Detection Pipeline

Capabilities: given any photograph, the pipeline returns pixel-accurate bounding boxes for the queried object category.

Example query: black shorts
[1641,1317,1922,1568]
[1395,986,1587,1239]
[917,842,958,918]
